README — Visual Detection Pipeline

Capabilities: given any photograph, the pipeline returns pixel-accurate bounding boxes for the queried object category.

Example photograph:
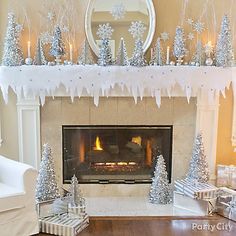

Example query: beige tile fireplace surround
[41,96,196,197]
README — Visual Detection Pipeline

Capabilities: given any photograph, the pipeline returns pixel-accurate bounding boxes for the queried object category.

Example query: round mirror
[85,0,156,59]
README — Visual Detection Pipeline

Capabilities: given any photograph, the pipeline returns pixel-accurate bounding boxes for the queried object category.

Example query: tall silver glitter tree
[34,37,47,65]
[129,21,147,67]
[216,15,234,67]
[50,26,65,64]
[150,37,164,66]
[2,12,24,66]
[173,26,186,65]
[97,23,114,66]
[77,39,94,65]
[35,144,60,202]
[116,37,129,66]
[186,133,210,183]
[149,155,171,204]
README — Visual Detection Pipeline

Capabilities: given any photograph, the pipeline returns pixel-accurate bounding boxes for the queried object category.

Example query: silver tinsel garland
[216,15,234,67]
[2,13,24,66]
[186,133,210,183]
[35,144,60,202]
[149,155,171,204]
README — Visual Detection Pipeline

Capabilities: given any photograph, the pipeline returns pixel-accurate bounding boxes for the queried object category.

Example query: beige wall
[0,0,236,166]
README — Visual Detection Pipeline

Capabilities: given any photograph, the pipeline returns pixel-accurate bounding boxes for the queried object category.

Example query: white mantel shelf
[0,65,234,107]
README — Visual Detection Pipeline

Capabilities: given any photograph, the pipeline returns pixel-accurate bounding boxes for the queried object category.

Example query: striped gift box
[175,179,219,199]
[39,214,89,236]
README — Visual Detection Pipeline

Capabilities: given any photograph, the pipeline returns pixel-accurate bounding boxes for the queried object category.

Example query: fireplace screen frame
[62,125,173,184]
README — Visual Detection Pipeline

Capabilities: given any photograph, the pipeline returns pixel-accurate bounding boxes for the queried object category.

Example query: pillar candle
[166,46,170,65]
[27,41,31,58]
[69,44,73,62]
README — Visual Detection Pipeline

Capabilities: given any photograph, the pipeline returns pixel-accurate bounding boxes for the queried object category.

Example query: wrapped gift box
[36,200,55,219]
[173,191,217,216]
[216,187,236,221]
[39,213,89,236]
[217,165,236,189]
[174,179,218,200]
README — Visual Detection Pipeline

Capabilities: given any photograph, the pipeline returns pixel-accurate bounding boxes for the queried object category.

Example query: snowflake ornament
[160,32,169,41]
[47,12,55,21]
[193,20,205,34]
[110,3,126,20]
[187,32,194,41]
[61,25,69,33]
[96,23,114,39]
[128,21,147,40]
[187,18,193,25]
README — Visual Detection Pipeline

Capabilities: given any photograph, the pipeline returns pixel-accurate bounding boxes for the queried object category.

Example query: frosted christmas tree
[149,155,171,204]
[173,26,186,65]
[35,144,60,202]
[34,38,47,65]
[2,12,24,66]
[192,41,204,66]
[116,37,129,66]
[216,15,234,67]
[186,133,210,183]
[129,21,147,67]
[68,175,86,219]
[150,37,164,66]
[97,23,114,66]
[50,26,65,64]
[77,39,94,65]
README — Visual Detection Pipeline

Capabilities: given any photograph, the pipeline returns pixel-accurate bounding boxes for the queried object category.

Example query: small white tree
[186,133,210,183]
[35,144,60,202]
[116,37,129,66]
[150,37,164,66]
[2,13,24,66]
[130,39,147,67]
[149,155,171,204]
[34,38,47,65]
[173,26,186,65]
[78,39,94,65]
[68,175,83,207]
[216,15,234,67]
[192,41,204,65]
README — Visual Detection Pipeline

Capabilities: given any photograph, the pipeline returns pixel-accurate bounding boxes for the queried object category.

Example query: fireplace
[62,125,172,184]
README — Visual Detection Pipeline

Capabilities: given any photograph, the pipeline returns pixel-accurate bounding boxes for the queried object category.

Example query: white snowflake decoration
[110,3,126,20]
[128,21,147,40]
[193,20,205,34]
[160,32,169,41]
[96,23,114,39]
[187,32,194,41]
[187,18,193,25]
[47,12,55,21]
[61,25,69,33]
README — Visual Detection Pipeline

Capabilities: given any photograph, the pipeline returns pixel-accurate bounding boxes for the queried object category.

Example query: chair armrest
[0,155,38,193]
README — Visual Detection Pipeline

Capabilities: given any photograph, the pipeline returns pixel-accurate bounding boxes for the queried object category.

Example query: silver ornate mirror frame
[85,0,156,57]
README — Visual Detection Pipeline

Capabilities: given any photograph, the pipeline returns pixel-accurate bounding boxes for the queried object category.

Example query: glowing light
[93,136,103,151]
[131,136,142,146]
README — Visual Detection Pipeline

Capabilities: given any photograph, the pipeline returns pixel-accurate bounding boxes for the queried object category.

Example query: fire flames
[93,136,103,151]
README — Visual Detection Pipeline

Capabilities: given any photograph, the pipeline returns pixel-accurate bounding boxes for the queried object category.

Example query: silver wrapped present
[173,191,217,216]
[217,187,236,221]
[174,179,218,200]
[217,165,236,189]
[36,200,55,218]
[39,213,89,236]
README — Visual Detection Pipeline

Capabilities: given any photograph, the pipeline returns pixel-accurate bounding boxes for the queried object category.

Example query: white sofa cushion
[0,183,25,212]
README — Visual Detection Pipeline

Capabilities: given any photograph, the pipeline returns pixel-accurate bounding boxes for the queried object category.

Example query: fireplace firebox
[62,126,172,184]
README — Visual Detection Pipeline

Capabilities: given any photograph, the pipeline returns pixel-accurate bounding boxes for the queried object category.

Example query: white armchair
[0,155,39,236]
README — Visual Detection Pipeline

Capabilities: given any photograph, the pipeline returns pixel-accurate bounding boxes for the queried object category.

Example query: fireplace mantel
[0,65,235,181]
[0,65,233,107]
